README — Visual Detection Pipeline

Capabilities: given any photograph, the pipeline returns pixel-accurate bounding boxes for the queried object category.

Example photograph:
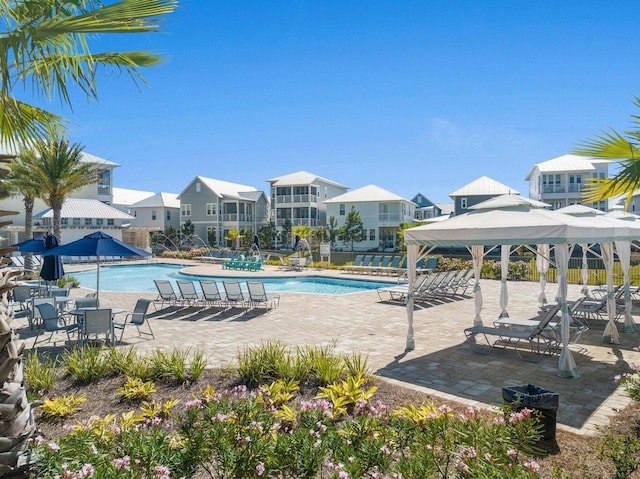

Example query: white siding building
[525,154,611,210]
[324,185,415,251]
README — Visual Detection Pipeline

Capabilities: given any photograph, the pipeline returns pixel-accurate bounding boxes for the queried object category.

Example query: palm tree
[0,0,177,147]
[224,229,244,250]
[29,137,94,241]
[6,148,41,270]
[573,96,640,208]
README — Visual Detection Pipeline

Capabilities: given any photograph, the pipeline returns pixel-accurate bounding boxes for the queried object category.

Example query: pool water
[70,263,396,295]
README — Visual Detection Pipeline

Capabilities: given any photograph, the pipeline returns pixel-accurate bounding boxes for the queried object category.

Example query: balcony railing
[276,218,318,226]
[222,214,254,222]
[275,194,318,204]
[378,213,401,222]
[542,185,565,193]
[568,184,583,193]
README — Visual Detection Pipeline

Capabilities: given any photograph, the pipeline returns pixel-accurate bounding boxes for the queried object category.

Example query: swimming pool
[70,263,396,295]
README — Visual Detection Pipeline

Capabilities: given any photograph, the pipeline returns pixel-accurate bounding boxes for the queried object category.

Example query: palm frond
[0,95,65,148]
[572,129,640,160]
[37,0,177,35]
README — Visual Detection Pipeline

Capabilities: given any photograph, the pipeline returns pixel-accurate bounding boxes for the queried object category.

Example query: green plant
[189,348,208,381]
[302,344,346,385]
[150,348,190,382]
[40,394,86,418]
[106,346,154,380]
[57,275,79,288]
[342,351,372,378]
[235,340,291,385]
[316,373,378,416]
[599,433,640,479]
[62,345,110,383]
[118,376,157,402]
[257,379,299,408]
[24,350,59,395]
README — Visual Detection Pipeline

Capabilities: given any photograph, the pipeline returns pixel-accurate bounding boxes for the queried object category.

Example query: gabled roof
[131,192,180,209]
[525,154,611,180]
[34,198,133,219]
[436,203,455,216]
[324,184,413,204]
[267,170,348,189]
[411,193,437,208]
[179,176,259,201]
[449,176,519,197]
[239,190,267,202]
[112,187,155,206]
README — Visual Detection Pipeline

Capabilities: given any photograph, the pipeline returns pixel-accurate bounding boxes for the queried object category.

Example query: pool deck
[19,259,640,436]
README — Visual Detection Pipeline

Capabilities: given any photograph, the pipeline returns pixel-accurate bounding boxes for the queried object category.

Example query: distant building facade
[449,176,519,215]
[525,154,611,211]
[325,185,415,251]
[411,193,443,220]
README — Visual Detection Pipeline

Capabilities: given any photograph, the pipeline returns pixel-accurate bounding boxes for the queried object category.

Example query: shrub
[24,350,59,395]
[40,394,86,419]
[118,376,157,402]
[62,345,110,383]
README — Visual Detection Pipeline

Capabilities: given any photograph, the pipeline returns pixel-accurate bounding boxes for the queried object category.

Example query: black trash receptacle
[502,384,559,440]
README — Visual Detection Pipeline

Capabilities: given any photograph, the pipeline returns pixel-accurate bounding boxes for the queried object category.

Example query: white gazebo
[404,199,637,379]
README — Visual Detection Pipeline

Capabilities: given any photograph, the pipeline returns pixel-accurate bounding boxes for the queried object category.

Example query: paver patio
[18,260,640,436]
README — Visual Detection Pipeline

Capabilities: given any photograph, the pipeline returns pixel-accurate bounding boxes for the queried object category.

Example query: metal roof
[112,187,155,206]
[324,184,413,204]
[34,198,133,219]
[525,154,610,180]
[266,170,348,189]
[130,192,180,209]
[449,176,519,197]
[179,176,259,201]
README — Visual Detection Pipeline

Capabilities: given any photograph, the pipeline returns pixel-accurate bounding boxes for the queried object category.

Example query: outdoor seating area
[344,255,439,276]
[153,278,280,312]
[377,268,474,302]
[221,254,264,271]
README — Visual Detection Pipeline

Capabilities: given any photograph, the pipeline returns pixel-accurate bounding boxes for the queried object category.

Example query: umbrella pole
[96,256,100,305]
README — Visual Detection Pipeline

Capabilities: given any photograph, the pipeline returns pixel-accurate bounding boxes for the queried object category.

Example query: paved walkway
[18,260,640,436]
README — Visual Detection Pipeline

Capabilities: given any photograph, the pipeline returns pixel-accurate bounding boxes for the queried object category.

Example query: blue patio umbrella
[40,233,65,283]
[12,235,46,253]
[42,231,151,302]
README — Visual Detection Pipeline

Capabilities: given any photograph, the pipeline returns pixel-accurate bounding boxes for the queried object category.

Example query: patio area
[18,261,640,436]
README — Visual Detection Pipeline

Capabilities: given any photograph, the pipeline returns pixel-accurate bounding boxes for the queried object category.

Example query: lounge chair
[113,298,154,342]
[377,274,431,302]
[32,302,78,348]
[357,255,373,274]
[464,304,560,362]
[153,280,179,310]
[419,256,438,274]
[345,255,364,273]
[199,280,227,307]
[176,280,203,306]
[379,256,401,275]
[246,281,280,310]
[361,255,383,274]
[222,281,248,308]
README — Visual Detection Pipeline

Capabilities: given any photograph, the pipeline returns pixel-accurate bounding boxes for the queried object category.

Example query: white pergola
[404,201,638,379]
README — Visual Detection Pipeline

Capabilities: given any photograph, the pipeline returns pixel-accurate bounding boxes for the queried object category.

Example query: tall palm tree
[573,96,640,209]
[6,148,41,270]
[0,0,177,146]
[29,137,94,241]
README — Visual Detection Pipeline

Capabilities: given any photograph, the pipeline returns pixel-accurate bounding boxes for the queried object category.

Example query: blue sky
[31,1,640,203]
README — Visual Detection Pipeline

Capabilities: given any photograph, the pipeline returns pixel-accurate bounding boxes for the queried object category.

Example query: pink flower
[114,456,130,470]
[525,460,540,472]
[256,462,265,476]
[339,472,349,479]
[507,448,517,458]
[47,441,60,451]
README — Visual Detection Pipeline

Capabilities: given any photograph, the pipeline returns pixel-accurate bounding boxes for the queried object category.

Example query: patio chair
[344,255,364,273]
[32,302,78,348]
[153,279,179,310]
[379,256,401,275]
[246,281,280,310]
[361,255,383,274]
[463,304,560,362]
[176,280,203,306]
[11,286,32,311]
[199,280,227,307]
[113,299,154,342]
[30,297,57,331]
[81,308,113,346]
[222,280,248,308]
[357,255,373,274]
[74,297,99,310]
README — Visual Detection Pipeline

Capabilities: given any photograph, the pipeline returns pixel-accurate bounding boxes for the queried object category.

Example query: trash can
[502,384,559,441]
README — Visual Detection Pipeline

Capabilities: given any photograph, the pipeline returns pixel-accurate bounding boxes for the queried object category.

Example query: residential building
[525,154,611,211]
[449,176,519,215]
[324,184,415,251]
[411,193,443,220]
[0,147,120,243]
[178,176,269,247]
[31,198,134,244]
[112,187,155,214]
[124,192,180,249]
[267,171,348,232]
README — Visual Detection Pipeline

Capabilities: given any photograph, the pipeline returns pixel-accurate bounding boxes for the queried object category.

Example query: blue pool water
[70,263,396,295]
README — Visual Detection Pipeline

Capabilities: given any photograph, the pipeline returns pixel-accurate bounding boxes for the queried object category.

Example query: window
[181,204,191,217]
[133,210,137,217]
[61,218,68,226]
[96,218,103,226]
[369,229,375,241]
[339,204,345,216]
[152,210,157,221]
[166,210,171,220]
[107,219,114,226]
[196,182,201,193]
[72,218,80,226]
[84,218,92,226]
[206,203,217,216]
[461,197,468,209]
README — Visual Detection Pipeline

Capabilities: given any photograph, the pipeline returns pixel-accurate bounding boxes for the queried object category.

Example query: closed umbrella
[42,231,151,302]
[39,234,64,291]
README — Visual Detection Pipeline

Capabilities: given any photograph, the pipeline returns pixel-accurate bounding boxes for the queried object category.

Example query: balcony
[542,185,565,193]
[378,213,401,222]
[275,218,318,227]
[275,194,318,204]
[222,214,254,222]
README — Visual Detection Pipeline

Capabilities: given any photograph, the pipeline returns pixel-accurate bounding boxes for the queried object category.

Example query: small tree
[281,218,292,249]
[242,228,253,249]
[338,207,365,252]
[180,220,195,248]
[312,226,327,247]
[396,221,413,252]
[257,220,276,250]
[224,229,244,250]
[327,215,339,247]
